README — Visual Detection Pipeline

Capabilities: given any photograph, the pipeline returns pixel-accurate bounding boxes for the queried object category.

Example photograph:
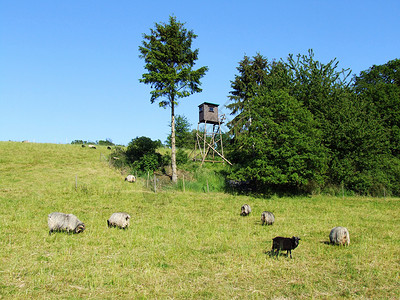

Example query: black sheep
[271,236,301,258]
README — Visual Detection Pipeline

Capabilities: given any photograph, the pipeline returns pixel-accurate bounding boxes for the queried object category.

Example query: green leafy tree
[126,136,160,165]
[323,87,391,194]
[229,89,328,193]
[165,114,194,149]
[287,50,352,125]
[226,51,400,195]
[226,53,270,135]
[139,16,208,182]
[353,59,400,156]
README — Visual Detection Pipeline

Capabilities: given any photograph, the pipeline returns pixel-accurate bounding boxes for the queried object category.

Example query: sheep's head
[74,223,86,234]
[291,236,301,249]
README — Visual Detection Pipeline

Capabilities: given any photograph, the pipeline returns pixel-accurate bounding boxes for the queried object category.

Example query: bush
[126,136,159,164]
[109,147,129,169]
[132,153,163,174]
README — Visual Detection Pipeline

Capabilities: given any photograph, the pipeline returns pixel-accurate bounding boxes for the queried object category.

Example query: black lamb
[271,236,301,258]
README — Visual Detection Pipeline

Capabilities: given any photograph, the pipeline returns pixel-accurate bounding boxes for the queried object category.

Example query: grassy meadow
[0,141,399,299]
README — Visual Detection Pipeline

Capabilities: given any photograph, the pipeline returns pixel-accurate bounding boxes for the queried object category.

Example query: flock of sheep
[47,201,349,260]
[240,204,350,259]
[47,212,130,235]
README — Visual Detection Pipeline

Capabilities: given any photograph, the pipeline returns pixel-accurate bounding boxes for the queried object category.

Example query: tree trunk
[171,101,178,183]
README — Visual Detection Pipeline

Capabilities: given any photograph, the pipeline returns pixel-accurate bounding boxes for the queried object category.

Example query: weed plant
[0,142,399,298]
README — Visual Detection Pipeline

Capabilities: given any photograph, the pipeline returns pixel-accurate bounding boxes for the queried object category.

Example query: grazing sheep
[261,211,275,225]
[107,212,131,229]
[240,204,251,216]
[272,236,301,258]
[81,144,86,148]
[48,212,85,235]
[125,174,136,183]
[88,144,96,149]
[329,226,350,246]
[107,146,112,150]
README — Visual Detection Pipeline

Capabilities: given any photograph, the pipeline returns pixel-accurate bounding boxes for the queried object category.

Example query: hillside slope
[0,142,399,299]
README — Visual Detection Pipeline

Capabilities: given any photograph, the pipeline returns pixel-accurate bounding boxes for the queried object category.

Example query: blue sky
[1,0,399,145]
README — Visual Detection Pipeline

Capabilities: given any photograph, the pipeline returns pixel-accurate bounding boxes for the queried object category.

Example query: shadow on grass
[264,250,292,259]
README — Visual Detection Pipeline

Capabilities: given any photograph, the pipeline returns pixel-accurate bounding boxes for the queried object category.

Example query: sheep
[48,212,85,235]
[271,236,301,258]
[81,144,86,148]
[261,211,275,225]
[107,212,131,229]
[125,174,136,183]
[88,144,96,149]
[240,204,251,216]
[329,226,350,246]
[107,146,112,150]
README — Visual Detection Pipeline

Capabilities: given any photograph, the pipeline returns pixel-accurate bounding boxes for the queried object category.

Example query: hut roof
[198,102,219,107]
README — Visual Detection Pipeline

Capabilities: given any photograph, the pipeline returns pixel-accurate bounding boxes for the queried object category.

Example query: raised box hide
[198,102,219,124]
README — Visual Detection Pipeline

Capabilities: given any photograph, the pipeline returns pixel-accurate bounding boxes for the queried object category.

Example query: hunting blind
[198,102,219,124]
[192,102,232,166]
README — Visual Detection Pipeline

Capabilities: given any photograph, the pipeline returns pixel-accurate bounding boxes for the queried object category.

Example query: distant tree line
[225,50,400,196]
[71,139,115,146]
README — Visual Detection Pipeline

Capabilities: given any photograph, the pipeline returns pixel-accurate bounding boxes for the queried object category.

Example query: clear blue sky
[1,0,399,145]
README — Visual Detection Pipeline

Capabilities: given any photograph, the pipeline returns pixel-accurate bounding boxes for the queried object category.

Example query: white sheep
[329,226,350,246]
[48,212,85,235]
[125,175,136,183]
[261,211,275,225]
[240,204,251,216]
[107,212,131,229]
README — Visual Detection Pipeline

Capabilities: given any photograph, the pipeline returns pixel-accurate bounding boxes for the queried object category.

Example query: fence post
[183,174,185,192]
[75,175,78,190]
[147,171,149,189]
[154,174,157,193]
[342,182,344,200]
[207,179,209,193]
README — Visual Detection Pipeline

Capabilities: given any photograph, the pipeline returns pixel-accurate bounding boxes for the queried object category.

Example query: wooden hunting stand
[193,102,232,166]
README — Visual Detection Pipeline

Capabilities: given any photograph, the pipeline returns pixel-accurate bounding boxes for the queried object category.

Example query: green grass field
[0,142,399,299]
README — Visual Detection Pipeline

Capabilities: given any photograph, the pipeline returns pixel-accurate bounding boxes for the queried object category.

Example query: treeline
[71,139,115,146]
[225,50,400,196]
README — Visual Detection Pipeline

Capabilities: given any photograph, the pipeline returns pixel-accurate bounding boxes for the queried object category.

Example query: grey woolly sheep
[107,212,131,229]
[261,211,275,225]
[329,226,350,246]
[240,204,251,216]
[125,174,136,183]
[48,212,85,235]
[271,236,301,259]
